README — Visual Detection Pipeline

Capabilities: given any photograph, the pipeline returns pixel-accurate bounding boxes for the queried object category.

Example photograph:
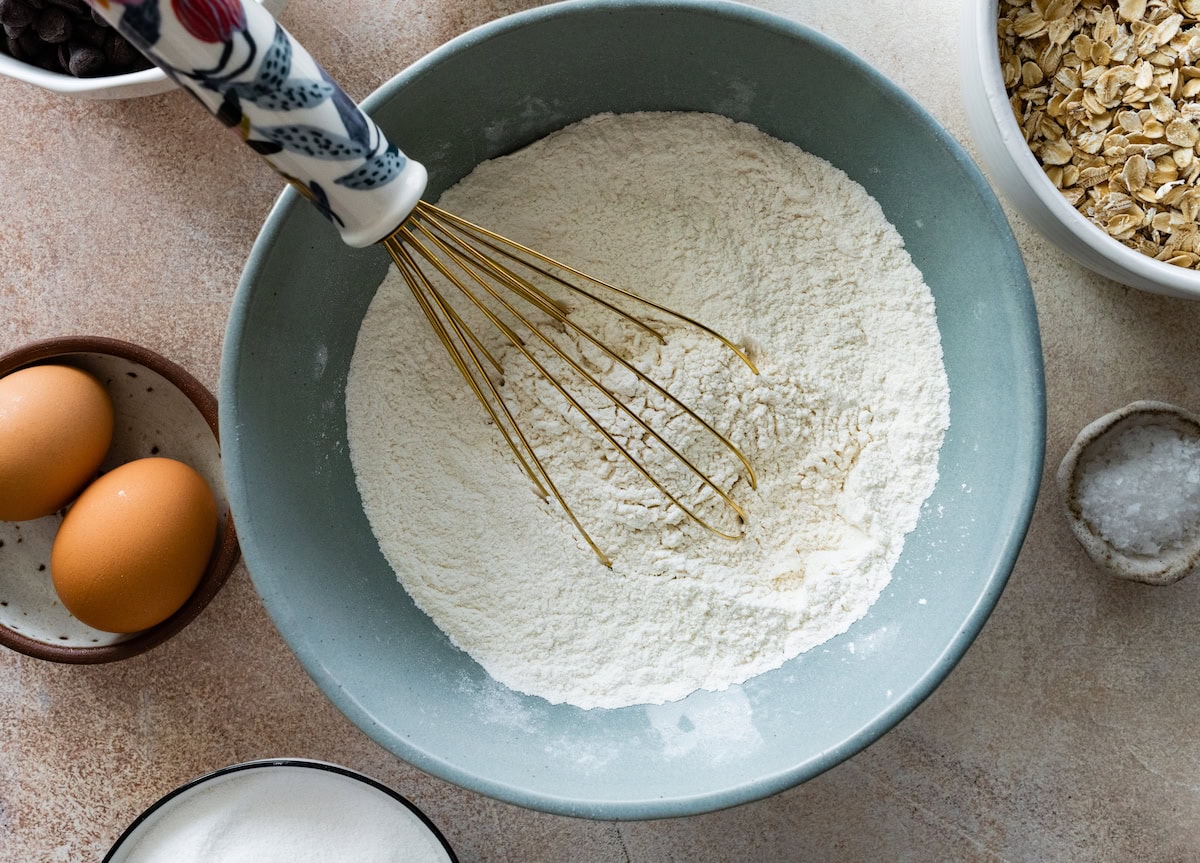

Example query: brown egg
[50,457,218,633]
[0,364,114,521]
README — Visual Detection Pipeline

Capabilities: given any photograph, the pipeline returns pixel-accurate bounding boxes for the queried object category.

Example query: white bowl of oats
[962,0,1200,299]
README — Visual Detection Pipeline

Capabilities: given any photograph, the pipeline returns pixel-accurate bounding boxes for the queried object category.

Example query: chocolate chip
[0,0,33,29]
[34,6,69,44]
[14,26,42,57]
[66,39,101,76]
[103,30,139,68]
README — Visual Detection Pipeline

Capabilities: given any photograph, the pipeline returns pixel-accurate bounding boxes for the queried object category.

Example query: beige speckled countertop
[3,1,1200,860]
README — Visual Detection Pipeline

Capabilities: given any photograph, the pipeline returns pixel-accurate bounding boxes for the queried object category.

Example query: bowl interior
[223,0,1044,818]
[0,338,237,662]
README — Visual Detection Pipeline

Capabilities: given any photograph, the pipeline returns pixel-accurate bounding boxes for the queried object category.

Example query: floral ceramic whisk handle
[86,0,427,248]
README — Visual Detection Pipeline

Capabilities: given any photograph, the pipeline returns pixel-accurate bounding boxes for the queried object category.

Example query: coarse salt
[1077,422,1200,556]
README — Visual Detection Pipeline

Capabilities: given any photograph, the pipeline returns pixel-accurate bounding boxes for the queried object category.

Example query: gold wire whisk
[383,201,759,566]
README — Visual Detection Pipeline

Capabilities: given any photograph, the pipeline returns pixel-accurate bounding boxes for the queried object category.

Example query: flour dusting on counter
[346,112,949,709]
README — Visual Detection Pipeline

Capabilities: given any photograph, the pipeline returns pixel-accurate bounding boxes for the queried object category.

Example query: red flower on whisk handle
[170,0,246,43]
[93,0,248,56]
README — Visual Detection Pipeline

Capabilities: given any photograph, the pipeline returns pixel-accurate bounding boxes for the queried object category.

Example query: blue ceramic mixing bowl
[221,0,1044,819]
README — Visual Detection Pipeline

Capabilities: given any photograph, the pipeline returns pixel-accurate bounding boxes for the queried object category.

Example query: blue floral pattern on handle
[87,0,428,247]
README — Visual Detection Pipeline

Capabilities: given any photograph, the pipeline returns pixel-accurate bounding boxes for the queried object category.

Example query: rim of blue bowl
[221,0,1046,819]
[102,758,459,862]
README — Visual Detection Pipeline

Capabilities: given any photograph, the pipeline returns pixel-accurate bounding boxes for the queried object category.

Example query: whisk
[87,0,757,564]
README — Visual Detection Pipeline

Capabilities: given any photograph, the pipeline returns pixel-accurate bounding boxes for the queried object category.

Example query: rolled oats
[1000,0,1200,268]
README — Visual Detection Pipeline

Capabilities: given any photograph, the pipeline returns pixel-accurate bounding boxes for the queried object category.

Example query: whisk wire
[410,206,759,492]
[416,204,667,344]
[396,224,750,539]
[386,234,615,566]
[402,218,752,532]
[385,202,759,561]
[417,211,576,323]
[386,239,538,487]
[417,202,761,377]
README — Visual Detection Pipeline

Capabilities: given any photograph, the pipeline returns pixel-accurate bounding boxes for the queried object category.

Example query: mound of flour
[346,112,949,710]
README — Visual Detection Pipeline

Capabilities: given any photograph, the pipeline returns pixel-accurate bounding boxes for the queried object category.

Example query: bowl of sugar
[103,759,457,862]
[221,0,1044,817]
[1058,401,1200,585]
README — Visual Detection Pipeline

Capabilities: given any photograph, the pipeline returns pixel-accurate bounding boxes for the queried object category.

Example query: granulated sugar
[346,112,949,709]
[114,765,451,863]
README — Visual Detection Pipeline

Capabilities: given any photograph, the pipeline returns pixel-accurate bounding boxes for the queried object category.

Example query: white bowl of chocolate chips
[0,0,285,99]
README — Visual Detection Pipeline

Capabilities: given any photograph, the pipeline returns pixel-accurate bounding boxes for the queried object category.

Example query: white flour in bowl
[346,112,949,710]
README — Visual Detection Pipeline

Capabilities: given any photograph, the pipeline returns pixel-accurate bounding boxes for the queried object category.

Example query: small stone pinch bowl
[1058,400,1200,585]
[0,336,237,662]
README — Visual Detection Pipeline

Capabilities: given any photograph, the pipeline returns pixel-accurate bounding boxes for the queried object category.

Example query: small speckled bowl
[1058,400,1200,585]
[0,336,237,661]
